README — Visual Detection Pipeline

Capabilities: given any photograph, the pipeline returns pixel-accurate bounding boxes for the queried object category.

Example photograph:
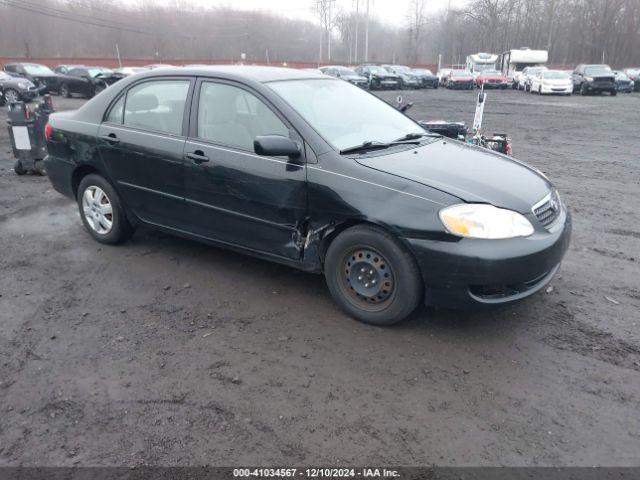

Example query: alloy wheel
[82,186,113,234]
[4,89,19,103]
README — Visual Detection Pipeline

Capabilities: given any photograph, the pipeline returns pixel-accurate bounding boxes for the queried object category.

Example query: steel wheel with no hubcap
[82,186,113,234]
[339,247,395,312]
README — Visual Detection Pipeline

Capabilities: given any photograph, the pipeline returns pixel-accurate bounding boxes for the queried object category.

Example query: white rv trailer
[499,48,549,87]
[466,53,499,77]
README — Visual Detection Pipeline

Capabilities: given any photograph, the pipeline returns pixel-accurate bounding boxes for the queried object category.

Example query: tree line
[0,0,639,68]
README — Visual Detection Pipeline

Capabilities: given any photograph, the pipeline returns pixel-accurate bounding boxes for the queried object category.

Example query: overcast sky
[146,0,467,27]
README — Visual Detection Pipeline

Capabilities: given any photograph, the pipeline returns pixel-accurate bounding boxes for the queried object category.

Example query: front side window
[269,78,424,151]
[122,80,189,135]
[197,82,289,151]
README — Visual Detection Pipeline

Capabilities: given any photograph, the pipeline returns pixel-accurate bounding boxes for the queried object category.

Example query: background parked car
[518,66,547,91]
[382,65,419,89]
[446,70,474,89]
[0,70,39,103]
[530,70,573,95]
[58,66,112,98]
[114,66,149,77]
[475,69,508,89]
[411,68,438,88]
[623,68,640,91]
[54,64,84,75]
[319,66,368,88]
[354,64,400,90]
[572,64,616,96]
[3,62,63,94]
[613,71,634,93]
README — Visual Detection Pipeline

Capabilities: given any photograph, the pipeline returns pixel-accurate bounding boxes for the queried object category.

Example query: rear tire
[324,225,423,326]
[14,160,26,175]
[77,174,134,245]
[60,83,71,98]
[610,90,617,96]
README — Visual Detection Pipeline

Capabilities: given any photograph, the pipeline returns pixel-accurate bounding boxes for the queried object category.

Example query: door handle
[185,151,209,164]
[101,133,120,144]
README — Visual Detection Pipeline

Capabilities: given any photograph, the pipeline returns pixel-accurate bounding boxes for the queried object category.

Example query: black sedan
[43,66,571,325]
[412,68,439,88]
[58,66,120,98]
[319,66,369,88]
[3,62,63,94]
[0,70,39,103]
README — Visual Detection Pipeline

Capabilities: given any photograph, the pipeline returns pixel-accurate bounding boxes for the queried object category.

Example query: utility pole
[364,0,370,62]
[354,0,359,63]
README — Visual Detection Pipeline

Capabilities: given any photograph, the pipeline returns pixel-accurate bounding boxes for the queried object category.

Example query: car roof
[134,65,327,83]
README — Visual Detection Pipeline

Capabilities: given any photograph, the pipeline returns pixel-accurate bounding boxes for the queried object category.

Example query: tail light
[44,122,52,142]
[505,141,512,156]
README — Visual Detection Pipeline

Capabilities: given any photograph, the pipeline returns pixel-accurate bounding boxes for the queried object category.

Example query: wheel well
[317,220,413,265]
[71,165,99,198]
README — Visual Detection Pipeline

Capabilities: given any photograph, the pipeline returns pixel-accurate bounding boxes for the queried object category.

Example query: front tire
[4,88,20,104]
[60,83,71,98]
[14,160,26,175]
[77,174,134,244]
[324,225,423,326]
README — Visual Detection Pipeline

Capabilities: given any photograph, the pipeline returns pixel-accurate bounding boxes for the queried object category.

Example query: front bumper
[449,81,473,89]
[19,87,39,100]
[583,81,616,92]
[540,84,573,94]
[405,209,572,309]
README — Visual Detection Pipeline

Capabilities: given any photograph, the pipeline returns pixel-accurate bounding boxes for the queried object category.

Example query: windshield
[336,67,357,76]
[451,70,472,77]
[626,68,640,75]
[474,63,495,72]
[23,64,54,75]
[481,70,501,75]
[527,67,547,75]
[413,69,433,75]
[392,66,411,73]
[269,79,425,151]
[542,71,570,79]
[368,66,387,74]
[585,65,612,76]
[87,68,105,77]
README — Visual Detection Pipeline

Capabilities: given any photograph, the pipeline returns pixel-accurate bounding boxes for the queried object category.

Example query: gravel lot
[1,87,639,466]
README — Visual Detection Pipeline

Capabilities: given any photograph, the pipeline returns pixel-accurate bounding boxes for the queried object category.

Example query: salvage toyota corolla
[44,66,571,325]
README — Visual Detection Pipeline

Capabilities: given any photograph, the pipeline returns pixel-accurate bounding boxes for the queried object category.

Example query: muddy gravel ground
[0,87,639,467]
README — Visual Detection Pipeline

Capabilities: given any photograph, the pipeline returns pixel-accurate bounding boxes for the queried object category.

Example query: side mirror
[254,135,301,158]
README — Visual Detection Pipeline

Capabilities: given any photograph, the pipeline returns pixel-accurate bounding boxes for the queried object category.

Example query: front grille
[533,191,561,228]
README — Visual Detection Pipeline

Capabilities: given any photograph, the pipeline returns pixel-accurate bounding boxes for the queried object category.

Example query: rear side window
[122,80,190,135]
[197,82,288,151]
[105,95,125,124]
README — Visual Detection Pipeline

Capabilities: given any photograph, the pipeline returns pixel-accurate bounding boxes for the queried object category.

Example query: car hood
[480,75,506,81]
[355,139,551,213]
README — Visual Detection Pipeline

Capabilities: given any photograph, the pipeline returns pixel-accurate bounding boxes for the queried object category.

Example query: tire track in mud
[542,309,640,373]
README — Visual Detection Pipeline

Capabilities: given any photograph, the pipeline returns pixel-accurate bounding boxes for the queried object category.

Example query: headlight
[18,82,29,89]
[439,204,534,239]
[585,76,594,81]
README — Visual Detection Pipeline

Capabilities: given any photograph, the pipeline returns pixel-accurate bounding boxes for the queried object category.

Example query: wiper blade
[393,132,440,141]
[339,141,390,155]
[340,138,426,155]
